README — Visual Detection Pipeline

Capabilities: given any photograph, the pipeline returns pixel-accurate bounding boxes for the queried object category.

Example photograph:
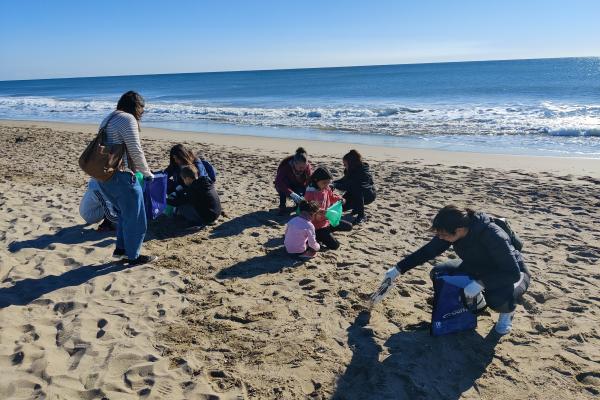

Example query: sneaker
[127,255,158,266]
[97,218,116,232]
[299,248,317,259]
[112,248,126,259]
[354,215,368,225]
[495,311,515,335]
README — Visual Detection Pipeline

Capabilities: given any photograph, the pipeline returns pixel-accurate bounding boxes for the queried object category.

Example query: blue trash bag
[431,271,477,336]
[143,172,168,220]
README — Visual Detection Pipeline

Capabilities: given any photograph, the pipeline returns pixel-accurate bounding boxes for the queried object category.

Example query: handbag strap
[98,111,121,144]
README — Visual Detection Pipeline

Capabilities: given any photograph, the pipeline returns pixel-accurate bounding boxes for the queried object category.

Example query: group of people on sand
[80,91,530,336]
[79,91,221,266]
[277,147,376,254]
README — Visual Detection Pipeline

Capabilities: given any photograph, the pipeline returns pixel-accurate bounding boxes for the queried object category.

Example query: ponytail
[293,147,308,163]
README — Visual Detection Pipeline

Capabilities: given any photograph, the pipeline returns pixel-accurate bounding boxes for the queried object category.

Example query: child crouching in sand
[284,200,321,259]
[167,165,222,226]
[304,167,352,250]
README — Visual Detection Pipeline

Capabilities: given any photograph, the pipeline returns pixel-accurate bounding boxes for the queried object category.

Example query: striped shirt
[100,110,151,176]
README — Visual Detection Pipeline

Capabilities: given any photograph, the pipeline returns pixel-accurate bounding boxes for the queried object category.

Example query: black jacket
[167,177,222,224]
[397,212,529,290]
[333,163,375,194]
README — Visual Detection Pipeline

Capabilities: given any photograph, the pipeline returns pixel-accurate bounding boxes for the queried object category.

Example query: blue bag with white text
[431,271,477,336]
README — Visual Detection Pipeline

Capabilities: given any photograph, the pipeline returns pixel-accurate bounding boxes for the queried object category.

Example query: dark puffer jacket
[333,163,376,217]
[334,163,375,193]
[397,212,529,290]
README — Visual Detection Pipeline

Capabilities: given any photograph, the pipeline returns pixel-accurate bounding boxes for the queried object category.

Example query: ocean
[1,57,599,157]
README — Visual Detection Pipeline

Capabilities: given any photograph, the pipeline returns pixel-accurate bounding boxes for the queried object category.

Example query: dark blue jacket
[165,159,217,194]
[397,212,529,290]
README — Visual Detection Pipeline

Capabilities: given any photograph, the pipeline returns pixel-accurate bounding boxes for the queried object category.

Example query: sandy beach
[0,119,599,399]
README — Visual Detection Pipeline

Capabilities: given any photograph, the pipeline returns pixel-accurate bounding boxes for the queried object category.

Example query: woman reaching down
[384,205,531,335]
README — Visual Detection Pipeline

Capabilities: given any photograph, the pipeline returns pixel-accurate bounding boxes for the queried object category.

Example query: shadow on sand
[8,224,114,253]
[333,311,500,400]
[210,210,285,239]
[0,261,129,308]
[216,247,305,279]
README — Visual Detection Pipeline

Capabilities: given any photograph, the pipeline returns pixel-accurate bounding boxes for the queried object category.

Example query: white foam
[1,96,599,140]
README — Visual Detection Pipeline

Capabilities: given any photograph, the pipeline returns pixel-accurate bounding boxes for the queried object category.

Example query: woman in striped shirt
[98,91,157,265]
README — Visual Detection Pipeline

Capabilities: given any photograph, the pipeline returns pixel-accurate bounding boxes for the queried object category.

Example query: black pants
[342,188,375,218]
[277,184,306,208]
[315,220,353,250]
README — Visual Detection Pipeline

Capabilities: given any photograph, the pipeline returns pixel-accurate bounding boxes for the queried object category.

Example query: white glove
[384,266,400,282]
[463,281,484,300]
[175,185,184,191]
[290,192,304,204]
[144,172,155,182]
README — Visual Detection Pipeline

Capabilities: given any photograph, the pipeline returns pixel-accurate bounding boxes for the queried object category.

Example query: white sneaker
[495,311,515,335]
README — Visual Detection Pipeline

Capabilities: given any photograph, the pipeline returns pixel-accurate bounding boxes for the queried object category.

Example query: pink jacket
[303,185,342,230]
[284,216,320,253]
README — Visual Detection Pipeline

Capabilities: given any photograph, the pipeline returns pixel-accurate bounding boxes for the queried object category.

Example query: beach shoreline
[1,119,599,178]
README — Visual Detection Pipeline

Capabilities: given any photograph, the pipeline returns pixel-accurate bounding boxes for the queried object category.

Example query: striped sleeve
[106,112,152,176]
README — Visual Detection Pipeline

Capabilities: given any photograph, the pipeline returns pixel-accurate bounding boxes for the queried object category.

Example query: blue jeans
[99,171,147,259]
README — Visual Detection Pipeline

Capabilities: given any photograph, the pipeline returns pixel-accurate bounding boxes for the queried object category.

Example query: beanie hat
[311,167,333,182]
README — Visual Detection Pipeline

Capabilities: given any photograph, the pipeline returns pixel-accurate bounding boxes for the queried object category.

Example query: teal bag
[325,200,343,227]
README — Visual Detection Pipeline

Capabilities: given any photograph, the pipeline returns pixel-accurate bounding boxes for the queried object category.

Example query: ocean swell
[0,96,599,137]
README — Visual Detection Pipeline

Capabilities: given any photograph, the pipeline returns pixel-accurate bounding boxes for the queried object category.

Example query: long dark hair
[430,205,476,234]
[168,144,197,169]
[117,91,145,121]
[343,149,363,171]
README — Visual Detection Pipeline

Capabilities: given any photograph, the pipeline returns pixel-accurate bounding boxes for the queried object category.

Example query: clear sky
[1,0,599,80]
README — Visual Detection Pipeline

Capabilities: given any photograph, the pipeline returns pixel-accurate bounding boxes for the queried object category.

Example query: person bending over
[384,205,531,335]
[97,91,156,265]
[274,147,312,215]
[164,144,217,194]
[79,178,119,231]
[304,167,352,250]
[284,200,321,259]
[332,149,376,224]
[167,165,222,226]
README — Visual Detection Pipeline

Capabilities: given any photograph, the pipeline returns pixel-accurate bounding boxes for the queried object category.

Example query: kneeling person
[385,205,531,335]
[167,165,222,226]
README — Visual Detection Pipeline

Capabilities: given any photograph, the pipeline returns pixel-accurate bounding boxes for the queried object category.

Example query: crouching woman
[385,205,531,335]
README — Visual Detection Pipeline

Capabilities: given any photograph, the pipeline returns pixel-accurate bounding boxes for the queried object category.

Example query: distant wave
[0,96,599,137]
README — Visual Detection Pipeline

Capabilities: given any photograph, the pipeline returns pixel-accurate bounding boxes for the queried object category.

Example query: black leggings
[342,189,376,218]
[315,220,353,250]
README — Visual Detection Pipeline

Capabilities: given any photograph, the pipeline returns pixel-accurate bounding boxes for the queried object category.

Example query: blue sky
[1,0,599,80]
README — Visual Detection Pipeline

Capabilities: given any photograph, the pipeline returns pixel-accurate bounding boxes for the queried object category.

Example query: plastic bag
[325,200,343,227]
[135,171,144,188]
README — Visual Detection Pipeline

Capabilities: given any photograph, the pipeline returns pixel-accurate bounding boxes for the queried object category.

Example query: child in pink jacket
[303,167,353,250]
[284,200,321,259]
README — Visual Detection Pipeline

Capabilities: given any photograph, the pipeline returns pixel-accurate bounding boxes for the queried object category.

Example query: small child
[304,167,352,250]
[284,200,321,259]
[167,165,222,226]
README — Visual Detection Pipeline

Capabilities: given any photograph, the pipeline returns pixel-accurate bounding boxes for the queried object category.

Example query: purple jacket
[274,156,312,195]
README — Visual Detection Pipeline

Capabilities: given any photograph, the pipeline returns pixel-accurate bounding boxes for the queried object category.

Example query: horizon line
[1,55,598,83]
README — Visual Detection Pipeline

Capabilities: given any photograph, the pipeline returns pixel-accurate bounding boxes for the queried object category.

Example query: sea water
[1,57,599,157]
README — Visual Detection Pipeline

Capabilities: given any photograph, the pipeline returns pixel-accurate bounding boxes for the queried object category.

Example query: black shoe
[354,215,367,225]
[112,248,126,258]
[127,255,158,266]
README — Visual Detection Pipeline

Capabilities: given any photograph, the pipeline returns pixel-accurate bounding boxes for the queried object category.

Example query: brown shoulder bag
[78,113,126,182]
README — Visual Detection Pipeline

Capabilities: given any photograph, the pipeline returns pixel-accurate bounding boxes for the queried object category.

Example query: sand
[0,120,599,400]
